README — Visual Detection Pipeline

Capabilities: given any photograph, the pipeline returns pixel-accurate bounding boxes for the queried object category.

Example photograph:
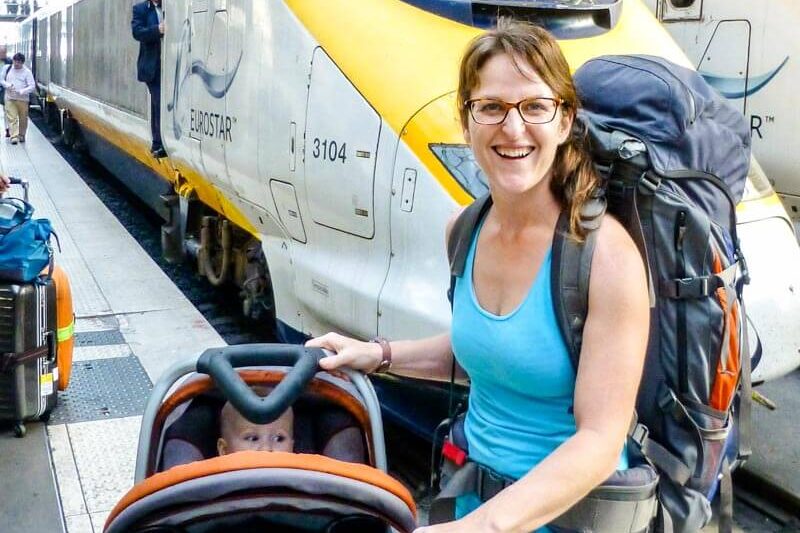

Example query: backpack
[0,196,58,283]
[443,55,754,533]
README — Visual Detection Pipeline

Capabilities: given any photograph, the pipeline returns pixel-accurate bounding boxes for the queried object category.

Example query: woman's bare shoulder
[444,206,467,244]
[591,215,647,294]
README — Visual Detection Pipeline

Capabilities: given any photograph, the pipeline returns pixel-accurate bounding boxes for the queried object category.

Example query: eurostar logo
[700,56,789,99]
[167,18,243,140]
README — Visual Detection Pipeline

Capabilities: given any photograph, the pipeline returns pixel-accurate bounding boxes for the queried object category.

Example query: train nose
[737,214,800,382]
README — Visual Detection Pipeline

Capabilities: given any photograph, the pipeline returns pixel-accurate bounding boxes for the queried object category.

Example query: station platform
[0,122,225,533]
[0,121,798,532]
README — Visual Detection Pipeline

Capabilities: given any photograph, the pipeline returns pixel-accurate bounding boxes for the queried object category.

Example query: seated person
[217,386,295,455]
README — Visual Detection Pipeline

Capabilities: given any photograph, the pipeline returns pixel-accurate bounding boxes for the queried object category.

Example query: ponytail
[550,117,601,241]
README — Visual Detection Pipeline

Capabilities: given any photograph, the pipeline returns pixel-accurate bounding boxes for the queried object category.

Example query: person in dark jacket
[131,0,167,158]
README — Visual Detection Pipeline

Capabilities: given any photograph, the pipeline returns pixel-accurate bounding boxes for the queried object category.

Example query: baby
[217,386,295,455]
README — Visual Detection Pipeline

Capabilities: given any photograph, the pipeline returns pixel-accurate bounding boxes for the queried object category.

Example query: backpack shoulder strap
[551,197,606,370]
[447,193,493,306]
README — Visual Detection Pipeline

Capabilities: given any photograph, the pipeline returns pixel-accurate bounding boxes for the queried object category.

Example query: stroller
[103,344,418,533]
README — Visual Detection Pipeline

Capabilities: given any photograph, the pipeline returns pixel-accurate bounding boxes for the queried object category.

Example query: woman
[307,21,648,533]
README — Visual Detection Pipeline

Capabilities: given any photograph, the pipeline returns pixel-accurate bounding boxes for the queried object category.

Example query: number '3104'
[312,138,347,163]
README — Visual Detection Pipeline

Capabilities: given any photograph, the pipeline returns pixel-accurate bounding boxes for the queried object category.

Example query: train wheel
[62,113,78,148]
[241,241,276,325]
[47,102,62,134]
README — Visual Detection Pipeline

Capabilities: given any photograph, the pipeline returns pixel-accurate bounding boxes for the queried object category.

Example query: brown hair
[457,19,599,239]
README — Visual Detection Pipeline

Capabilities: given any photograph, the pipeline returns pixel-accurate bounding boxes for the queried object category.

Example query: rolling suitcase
[0,280,58,436]
[0,178,59,437]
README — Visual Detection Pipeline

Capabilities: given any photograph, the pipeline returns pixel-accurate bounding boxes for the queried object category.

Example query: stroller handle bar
[135,346,387,481]
[197,344,325,425]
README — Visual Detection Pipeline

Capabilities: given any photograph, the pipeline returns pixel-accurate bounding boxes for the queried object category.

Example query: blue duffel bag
[0,197,57,283]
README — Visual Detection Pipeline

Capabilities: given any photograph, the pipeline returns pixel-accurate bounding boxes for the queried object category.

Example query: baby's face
[218,407,294,455]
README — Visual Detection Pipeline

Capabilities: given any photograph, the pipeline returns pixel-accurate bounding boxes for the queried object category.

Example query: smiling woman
[307,19,650,533]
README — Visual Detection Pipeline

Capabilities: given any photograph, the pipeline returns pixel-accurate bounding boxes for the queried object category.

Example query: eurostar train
[15,0,800,434]
[643,0,800,232]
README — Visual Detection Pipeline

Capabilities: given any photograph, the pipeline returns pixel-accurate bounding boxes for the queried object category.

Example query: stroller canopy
[104,451,417,532]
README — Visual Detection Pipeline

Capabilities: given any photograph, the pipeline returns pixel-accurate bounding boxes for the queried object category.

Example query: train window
[430,144,489,199]
[400,0,622,39]
[669,0,696,8]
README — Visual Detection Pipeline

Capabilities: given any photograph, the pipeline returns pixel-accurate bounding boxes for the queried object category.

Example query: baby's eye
[243,434,260,443]
[273,434,287,443]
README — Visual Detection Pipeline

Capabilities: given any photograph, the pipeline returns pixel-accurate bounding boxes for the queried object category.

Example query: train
[643,0,800,233]
[13,0,800,436]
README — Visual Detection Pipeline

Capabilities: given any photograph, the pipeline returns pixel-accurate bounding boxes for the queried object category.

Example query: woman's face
[464,53,571,196]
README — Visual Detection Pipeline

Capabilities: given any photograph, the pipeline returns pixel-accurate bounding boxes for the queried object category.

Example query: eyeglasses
[465,97,563,125]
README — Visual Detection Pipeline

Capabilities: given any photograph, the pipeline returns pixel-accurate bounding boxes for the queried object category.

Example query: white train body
[18,0,800,385]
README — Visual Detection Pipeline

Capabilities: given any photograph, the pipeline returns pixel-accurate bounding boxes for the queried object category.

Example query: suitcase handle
[7,177,29,203]
[46,331,56,364]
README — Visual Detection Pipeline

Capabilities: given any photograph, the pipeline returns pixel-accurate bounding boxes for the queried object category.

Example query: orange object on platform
[52,265,74,391]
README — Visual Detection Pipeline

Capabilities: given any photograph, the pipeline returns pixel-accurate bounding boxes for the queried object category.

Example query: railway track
[31,112,799,531]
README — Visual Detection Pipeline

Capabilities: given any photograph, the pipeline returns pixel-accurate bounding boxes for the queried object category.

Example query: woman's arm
[307,207,468,381]
[306,331,459,381]
[421,216,649,533]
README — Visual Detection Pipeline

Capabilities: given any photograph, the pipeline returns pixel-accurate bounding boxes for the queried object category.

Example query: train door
[223,0,264,206]
[187,0,231,189]
[297,47,388,337]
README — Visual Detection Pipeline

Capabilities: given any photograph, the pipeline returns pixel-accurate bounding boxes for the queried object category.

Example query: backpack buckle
[630,422,649,447]
[477,464,513,501]
[638,172,661,194]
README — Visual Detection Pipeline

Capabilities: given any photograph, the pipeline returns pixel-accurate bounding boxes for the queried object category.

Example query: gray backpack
[443,55,755,533]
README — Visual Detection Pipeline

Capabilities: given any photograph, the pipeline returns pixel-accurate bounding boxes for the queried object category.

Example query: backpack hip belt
[430,417,659,532]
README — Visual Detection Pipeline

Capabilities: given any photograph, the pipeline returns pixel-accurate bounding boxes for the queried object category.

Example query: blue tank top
[450,218,627,527]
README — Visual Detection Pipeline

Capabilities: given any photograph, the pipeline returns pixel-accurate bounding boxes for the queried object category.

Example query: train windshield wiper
[401,0,622,39]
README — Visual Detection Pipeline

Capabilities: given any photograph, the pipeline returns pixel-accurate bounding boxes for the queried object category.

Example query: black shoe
[4,129,8,138]
[18,136,24,143]
[151,147,167,158]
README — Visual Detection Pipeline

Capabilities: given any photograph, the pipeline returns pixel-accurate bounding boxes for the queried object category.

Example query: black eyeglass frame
[464,97,564,125]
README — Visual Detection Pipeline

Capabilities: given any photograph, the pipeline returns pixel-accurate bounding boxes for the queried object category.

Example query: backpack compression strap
[447,193,493,306]
[551,197,605,370]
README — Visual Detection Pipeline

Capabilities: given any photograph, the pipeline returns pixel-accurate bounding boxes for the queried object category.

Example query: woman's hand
[0,175,9,194]
[305,332,383,373]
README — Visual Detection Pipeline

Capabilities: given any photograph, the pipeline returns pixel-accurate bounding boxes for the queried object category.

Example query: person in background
[308,20,649,533]
[1,53,35,145]
[0,46,12,139]
[131,0,167,159]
